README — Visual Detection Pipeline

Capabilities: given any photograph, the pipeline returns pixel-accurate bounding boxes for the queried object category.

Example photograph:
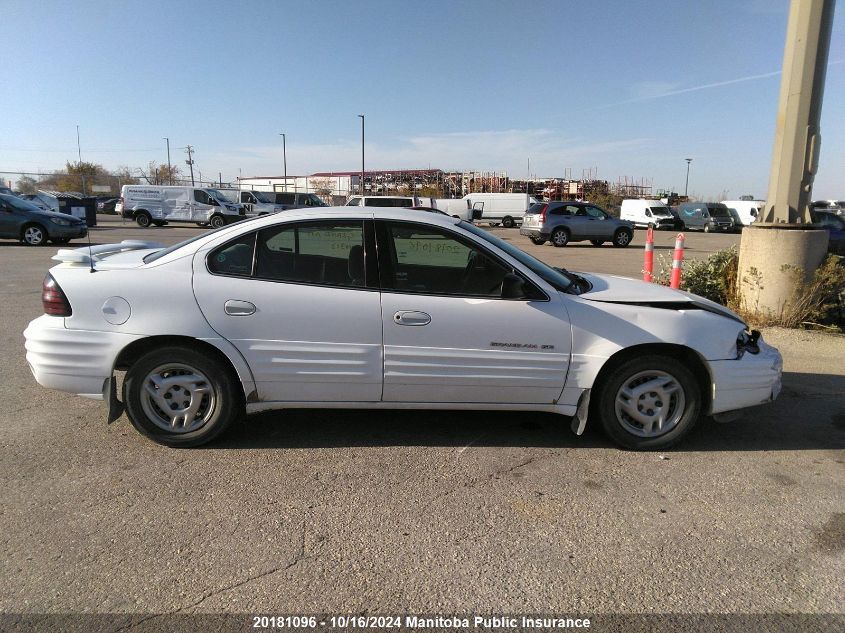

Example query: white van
[117,185,243,228]
[462,193,538,227]
[620,199,680,230]
[218,189,282,217]
[345,195,421,207]
[722,200,764,226]
[433,198,473,220]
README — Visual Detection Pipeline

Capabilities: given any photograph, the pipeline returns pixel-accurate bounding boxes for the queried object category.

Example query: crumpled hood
[576,272,746,324]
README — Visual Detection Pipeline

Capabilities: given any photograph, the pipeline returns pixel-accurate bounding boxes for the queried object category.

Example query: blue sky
[1,0,843,198]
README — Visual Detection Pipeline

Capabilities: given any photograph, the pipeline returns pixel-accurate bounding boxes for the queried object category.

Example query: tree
[141,161,183,185]
[16,176,39,194]
[309,177,335,202]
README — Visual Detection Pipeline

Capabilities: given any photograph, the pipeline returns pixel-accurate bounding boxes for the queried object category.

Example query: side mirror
[501,272,527,299]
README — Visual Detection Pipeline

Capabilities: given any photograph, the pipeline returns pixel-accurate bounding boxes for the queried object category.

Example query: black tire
[51,238,71,245]
[209,214,226,229]
[135,212,152,228]
[612,228,633,247]
[704,224,711,233]
[550,228,569,247]
[593,354,700,450]
[21,223,47,246]
[502,216,515,228]
[590,240,605,247]
[123,346,243,448]
[529,236,547,245]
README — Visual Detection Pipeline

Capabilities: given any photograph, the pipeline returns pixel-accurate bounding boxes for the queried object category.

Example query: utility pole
[76,125,86,195]
[684,158,692,197]
[358,115,365,196]
[185,145,195,186]
[738,0,833,318]
[280,133,287,191]
[164,137,172,184]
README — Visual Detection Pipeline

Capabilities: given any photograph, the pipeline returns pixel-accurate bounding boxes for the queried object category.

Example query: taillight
[539,204,548,223]
[42,274,72,316]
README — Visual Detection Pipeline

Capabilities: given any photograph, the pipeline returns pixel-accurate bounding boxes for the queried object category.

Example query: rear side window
[526,203,545,214]
[276,193,295,205]
[254,220,366,288]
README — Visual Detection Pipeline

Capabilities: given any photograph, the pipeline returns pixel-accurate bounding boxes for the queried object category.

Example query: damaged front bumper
[708,338,783,416]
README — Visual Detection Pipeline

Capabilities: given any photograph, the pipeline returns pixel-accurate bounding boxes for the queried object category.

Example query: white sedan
[24,208,782,449]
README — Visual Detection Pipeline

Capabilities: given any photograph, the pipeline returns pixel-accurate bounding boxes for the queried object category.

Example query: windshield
[649,206,672,217]
[252,191,276,203]
[205,189,230,204]
[0,193,45,212]
[460,221,573,292]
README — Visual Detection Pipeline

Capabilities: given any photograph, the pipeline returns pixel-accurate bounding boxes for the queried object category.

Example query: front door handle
[224,300,256,316]
[393,310,431,326]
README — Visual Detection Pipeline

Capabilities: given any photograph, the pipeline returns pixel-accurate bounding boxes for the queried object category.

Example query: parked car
[0,193,87,245]
[463,192,538,228]
[117,185,243,228]
[620,199,684,230]
[346,195,420,208]
[521,201,635,247]
[677,202,735,232]
[24,207,782,450]
[272,191,329,210]
[96,197,119,214]
[811,210,845,254]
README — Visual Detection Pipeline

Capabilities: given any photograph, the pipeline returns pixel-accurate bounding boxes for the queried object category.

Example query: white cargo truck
[462,193,538,227]
[117,185,243,228]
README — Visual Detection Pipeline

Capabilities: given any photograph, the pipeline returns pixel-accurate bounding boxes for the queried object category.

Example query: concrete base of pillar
[737,224,829,319]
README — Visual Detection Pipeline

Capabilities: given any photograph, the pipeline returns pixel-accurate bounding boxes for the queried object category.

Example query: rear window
[526,203,545,214]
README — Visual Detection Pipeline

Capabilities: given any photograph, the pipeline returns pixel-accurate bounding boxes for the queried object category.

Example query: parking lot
[1,215,843,620]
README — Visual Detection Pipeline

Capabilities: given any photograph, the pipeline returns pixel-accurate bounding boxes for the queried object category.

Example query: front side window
[584,206,608,219]
[380,222,513,297]
[254,220,365,288]
[194,190,216,205]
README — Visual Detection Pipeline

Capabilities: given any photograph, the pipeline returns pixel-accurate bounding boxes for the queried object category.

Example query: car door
[0,199,22,237]
[192,218,383,402]
[376,220,571,404]
[583,205,612,239]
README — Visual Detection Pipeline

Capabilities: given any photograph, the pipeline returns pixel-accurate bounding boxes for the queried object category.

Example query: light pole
[358,114,365,195]
[684,158,692,197]
[164,137,172,184]
[279,133,287,191]
[76,125,86,195]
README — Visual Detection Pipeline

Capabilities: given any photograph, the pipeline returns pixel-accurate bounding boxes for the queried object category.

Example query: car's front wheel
[123,346,242,447]
[209,214,226,229]
[551,228,569,247]
[594,355,700,450]
[21,224,47,246]
[612,228,633,247]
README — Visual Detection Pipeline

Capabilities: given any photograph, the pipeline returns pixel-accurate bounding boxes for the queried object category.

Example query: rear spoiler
[52,240,164,265]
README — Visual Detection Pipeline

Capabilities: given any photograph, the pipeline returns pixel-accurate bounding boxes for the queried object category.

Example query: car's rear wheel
[123,346,242,447]
[594,355,700,450]
[590,240,605,246]
[209,214,226,229]
[135,212,152,228]
[529,236,547,245]
[502,216,515,228]
[704,224,711,233]
[551,228,569,247]
[21,224,46,246]
[612,228,633,247]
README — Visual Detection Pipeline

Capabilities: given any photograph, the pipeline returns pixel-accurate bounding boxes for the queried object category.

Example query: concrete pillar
[738,226,828,318]
[739,0,834,318]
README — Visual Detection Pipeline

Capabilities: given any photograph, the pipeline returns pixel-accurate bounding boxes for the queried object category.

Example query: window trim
[205,218,377,292]
[374,219,548,301]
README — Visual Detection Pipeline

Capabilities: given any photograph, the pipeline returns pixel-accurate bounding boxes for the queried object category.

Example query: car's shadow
[210,372,845,452]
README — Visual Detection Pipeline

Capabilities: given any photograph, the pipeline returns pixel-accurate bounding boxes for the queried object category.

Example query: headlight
[736,329,761,358]
[50,217,72,226]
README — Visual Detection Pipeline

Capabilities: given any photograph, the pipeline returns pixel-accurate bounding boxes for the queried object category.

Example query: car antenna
[86,225,96,274]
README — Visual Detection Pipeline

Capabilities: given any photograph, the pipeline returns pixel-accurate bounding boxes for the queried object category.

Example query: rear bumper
[708,339,783,415]
[24,315,142,400]
[519,227,547,239]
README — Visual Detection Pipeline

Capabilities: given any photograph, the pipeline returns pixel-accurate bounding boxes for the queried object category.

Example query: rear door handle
[393,310,431,326]
[224,300,256,316]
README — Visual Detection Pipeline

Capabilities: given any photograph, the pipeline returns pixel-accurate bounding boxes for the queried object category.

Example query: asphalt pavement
[0,215,842,622]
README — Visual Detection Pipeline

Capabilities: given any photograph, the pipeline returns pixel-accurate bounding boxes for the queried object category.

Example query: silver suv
[520,201,635,248]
